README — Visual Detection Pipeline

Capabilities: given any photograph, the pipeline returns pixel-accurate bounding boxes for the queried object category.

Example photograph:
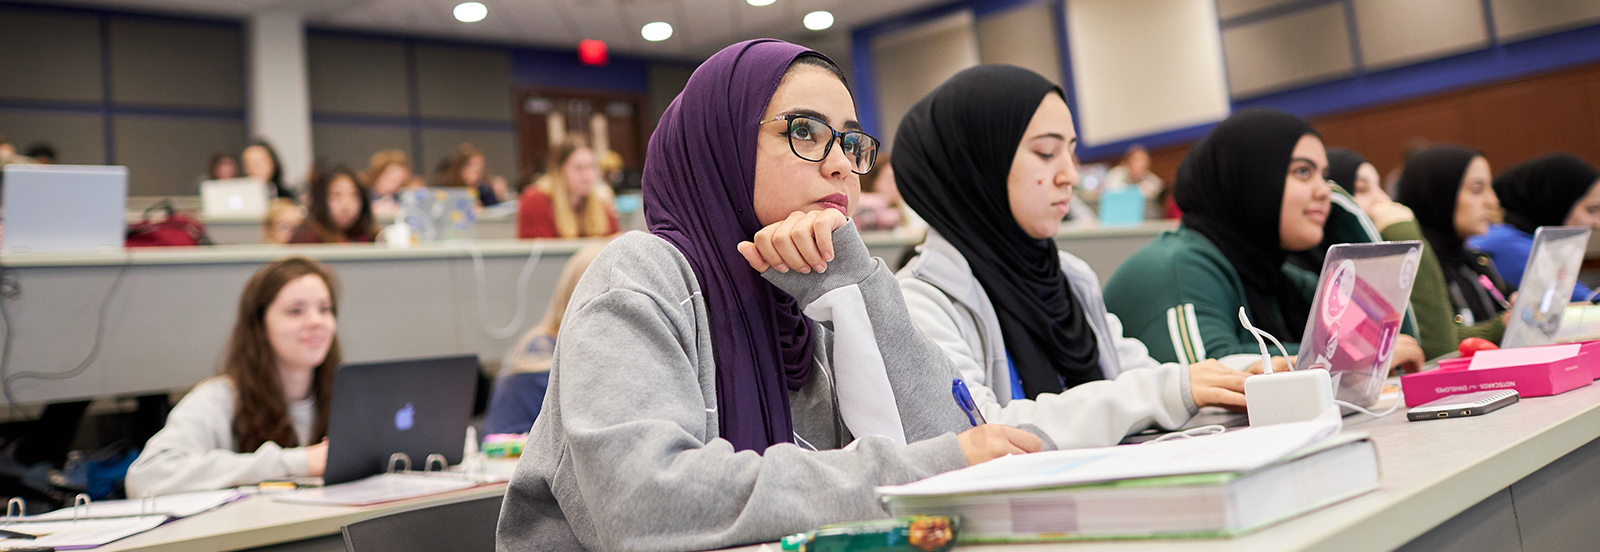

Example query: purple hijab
[642,39,819,453]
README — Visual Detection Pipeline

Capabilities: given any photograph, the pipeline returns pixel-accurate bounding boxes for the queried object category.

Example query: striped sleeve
[1164,303,1206,365]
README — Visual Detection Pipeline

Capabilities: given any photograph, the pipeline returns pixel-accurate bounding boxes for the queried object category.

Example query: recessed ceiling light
[641,21,673,42]
[803,10,833,31]
[454,2,487,23]
[747,0,776,6]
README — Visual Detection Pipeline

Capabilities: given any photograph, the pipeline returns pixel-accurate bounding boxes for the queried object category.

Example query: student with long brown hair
[289,167,377,243]
[516,138,620,239]
[439,143,510,207]
[126,258,341,496]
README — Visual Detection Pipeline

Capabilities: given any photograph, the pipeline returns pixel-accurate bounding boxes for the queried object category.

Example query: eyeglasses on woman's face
[759,114,879,175]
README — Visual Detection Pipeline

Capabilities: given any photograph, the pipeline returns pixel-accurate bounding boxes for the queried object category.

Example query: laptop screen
[1293,241,1423,408]
[1502,226,1591,349]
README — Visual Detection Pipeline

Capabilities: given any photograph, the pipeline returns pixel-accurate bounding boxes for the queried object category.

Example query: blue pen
[951,379,987,427]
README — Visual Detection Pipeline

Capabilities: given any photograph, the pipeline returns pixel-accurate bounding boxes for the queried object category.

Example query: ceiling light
[454,2,487,23]
[641,21,673,42]
[803,10,833,31]
[748,0,776,6]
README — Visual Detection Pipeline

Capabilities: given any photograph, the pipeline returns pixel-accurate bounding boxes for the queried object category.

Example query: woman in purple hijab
[496,40,1043,551]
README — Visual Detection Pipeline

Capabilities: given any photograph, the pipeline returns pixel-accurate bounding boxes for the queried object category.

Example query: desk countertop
[952,382,1600,552]
[98,483,507,552]
[722,381,1600,552]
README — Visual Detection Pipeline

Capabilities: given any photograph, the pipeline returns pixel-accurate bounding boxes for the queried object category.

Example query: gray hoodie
[496,223,1036,551]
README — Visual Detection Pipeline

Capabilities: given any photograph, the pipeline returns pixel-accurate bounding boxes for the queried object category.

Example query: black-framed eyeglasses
[758,114,880,175]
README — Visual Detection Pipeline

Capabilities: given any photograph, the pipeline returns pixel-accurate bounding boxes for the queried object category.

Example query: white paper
[0,515,167,549]
[28,489,243,522]
[272,473,477,507]
[879,416,1340,497]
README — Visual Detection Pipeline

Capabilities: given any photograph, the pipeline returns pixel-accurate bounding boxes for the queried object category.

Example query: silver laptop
[1502,226,1592,349]
[2,164,128,254]
[1293,241,1424,408]
[200,177,271,221]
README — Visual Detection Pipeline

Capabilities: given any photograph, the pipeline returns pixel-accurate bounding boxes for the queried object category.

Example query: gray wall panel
[1354,0,1488,70]
[312,124,413,175]
[1395,488,1522,552]
[414,46,512,121]
[420,129,516,186]
[113,116,245,196]
[645,64,693,138]
[1216,0,1304,19]
[307,36,410,116]
[1223,3,1354,97]
[0,9,103,103]
[976,2,1064,86]
[0,110,106,164]
[109,19,243,108]
[1508,436,1600,551]
[1491,0,1600,42]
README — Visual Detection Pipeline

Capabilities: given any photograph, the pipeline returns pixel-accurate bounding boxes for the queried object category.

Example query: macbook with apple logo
[322,355,479,485]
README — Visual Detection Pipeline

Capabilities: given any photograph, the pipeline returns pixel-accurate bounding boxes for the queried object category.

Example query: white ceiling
[41,0,951,59]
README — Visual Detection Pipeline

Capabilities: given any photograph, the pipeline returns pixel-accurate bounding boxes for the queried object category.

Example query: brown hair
[303,166,376,243]
[535,137,615,238]
[442,143,485,189]
[225,257,341,453]
[362,150,419,191]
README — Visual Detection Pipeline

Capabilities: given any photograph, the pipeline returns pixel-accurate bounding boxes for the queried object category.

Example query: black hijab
[1395,145,1502,321]
[1326,147,1370,192]
[895,65,1101,399]
[1493,153,1600,234]
[1174,107,1318,341]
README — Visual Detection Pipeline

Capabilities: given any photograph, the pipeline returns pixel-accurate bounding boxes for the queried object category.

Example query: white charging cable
[467,241,544,340]
[1236,307,1404,418]
[1142,424,1227,444]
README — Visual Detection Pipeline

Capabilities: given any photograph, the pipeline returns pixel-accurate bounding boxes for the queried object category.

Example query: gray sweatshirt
[495,223,1032,551]
[125,377,315,497]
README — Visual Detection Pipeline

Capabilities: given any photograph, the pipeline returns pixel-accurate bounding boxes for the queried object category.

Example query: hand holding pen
[950,378,1042,465]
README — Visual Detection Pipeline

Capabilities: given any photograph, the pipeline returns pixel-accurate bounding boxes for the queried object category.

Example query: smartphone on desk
[1407,390,1519,421]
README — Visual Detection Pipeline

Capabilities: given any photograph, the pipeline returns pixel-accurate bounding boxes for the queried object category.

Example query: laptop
[322,355,480,485]
[1293,241,1424,408]
[1,164,127,254]
[1502,226,1592,349]
[397,187,478,241]
[200,177,270,221]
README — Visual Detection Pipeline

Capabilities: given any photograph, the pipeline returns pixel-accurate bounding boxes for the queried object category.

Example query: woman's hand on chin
[737,209,848,274]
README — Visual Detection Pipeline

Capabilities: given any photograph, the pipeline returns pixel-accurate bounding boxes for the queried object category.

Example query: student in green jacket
[1104,108,1425,371]
[1394,145,1510,343]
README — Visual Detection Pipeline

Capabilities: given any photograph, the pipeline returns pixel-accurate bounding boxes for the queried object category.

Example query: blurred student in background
[483,241,609,435]
[439,143,510,207]
[516,137,619,239]
[126,257,340,496]
[290,167,377,244]
[23,142,55,164]
[1395,146,1510,343]
[362,149,423,219]
[263,199,304,245]
[243,139,295,201]
[1472,153,1600,301]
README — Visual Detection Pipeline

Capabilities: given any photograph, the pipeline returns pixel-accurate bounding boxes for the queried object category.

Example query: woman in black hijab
[1105,108,1424,372]
[895,65,1253,450]
[1471,153,1600,301]
[1394,145,1508,340]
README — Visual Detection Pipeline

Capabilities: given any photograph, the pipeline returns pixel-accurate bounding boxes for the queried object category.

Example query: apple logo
[395,403,415,431]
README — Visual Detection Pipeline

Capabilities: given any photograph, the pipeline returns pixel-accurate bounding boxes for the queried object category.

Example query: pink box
[1402,343,1595,407]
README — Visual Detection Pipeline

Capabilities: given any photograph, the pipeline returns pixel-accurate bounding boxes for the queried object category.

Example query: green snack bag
[781,515,958,552]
